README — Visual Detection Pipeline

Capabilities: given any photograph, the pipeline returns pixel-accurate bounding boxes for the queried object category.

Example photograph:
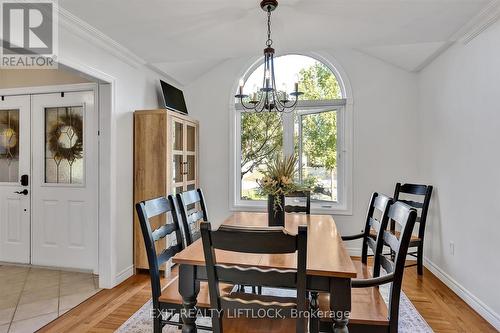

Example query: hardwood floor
[39,265,497,333]
[402,266,497,333]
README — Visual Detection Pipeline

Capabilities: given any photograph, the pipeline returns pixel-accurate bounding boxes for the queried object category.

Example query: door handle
[15,189,28,195]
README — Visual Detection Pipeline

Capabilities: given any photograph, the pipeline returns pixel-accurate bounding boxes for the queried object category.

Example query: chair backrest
[284,190,311,214]
[379,202,418,330]
[201,222,308,333]
[361,192,393,277]
[392,183,433,239]
[176,188,208,246]
[135,196,183,307]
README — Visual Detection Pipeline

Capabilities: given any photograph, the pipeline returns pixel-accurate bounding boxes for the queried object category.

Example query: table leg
[179,264,200,333]
[310,291,319,333]
[330,277,351,333]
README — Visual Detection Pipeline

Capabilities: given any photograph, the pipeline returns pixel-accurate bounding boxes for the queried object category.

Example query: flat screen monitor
[160,80,188,114]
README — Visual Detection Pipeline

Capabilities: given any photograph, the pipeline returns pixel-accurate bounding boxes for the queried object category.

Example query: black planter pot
[267,194,285,227]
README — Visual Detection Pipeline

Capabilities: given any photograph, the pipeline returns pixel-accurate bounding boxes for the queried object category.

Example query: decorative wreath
[0,118,19,158]
[48,114,83,163]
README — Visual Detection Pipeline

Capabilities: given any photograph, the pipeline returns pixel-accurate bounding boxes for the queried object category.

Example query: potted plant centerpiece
[258,155,301,226]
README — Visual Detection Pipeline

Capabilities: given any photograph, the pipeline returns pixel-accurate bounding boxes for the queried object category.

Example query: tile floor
[0,265,100,333]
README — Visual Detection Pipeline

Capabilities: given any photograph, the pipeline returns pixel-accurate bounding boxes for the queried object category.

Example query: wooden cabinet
[133,109,199,270]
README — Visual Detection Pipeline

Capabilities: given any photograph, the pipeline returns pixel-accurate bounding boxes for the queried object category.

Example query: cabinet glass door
[186,122,196,184]
[172,119,184,185]
[186,123,196,153]
[173,120,183,151]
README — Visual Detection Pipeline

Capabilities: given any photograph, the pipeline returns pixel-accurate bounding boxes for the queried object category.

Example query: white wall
[418,20,500,329]
[184,49,419,244]
[57,21,172,286]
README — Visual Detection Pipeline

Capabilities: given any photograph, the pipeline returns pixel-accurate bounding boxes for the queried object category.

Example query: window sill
[231,202,353,216]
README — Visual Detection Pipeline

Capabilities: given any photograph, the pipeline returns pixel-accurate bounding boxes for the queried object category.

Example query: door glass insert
[0,109,20,182]
[173,121,183,151]
[45,106,84,184]
[187,124,195,152]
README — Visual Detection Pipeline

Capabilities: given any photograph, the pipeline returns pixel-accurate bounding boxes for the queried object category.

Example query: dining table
[172,212,357,332]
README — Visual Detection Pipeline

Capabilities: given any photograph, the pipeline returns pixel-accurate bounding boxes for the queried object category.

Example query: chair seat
[370,229,421,246]
[317,259,389,326]
[159,276,233,308]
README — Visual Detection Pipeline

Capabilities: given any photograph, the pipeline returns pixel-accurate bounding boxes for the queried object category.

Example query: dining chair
[341,192,393,275]
[308,193,391,332]
[391,182,433,275]
[136,195,232,333]
[176,188,257,294]
[201,222,309,333]
[315,202,418,333]
[284,190,311,214]
[176,188,208,246]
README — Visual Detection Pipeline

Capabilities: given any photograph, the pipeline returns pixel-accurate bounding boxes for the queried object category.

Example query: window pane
[45,106,84,184]
[298,110,337,202]
[240,112,282,200]
[0,109,20,182]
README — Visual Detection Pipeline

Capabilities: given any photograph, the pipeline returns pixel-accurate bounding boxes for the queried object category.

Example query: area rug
[116,285,433,333]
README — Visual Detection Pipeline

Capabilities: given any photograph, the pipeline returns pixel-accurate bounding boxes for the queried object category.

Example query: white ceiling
[59,0,494,84]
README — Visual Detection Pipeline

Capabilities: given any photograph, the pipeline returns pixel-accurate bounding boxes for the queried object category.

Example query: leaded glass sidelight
[45,106,84,184]
[0,109,20,183]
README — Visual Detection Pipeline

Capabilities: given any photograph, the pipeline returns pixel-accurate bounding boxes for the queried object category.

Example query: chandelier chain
[266,8,273,47]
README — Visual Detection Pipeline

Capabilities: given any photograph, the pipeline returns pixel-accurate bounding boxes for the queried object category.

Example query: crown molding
[453,0,500,44]
[56,6,147,69]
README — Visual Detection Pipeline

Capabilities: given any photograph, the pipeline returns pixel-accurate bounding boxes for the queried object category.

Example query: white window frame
[230,98,352,215]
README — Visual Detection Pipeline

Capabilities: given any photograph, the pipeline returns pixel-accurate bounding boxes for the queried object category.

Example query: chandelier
[235,0,303,113]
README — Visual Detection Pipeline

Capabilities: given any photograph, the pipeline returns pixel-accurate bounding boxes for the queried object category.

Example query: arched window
[232,54,351,213]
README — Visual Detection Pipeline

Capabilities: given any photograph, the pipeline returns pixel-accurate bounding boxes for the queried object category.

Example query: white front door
[0,95,31,263]
[31,91,98,271]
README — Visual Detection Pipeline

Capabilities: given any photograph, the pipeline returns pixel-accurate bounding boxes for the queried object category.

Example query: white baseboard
[346,247,362,256]
[424,258,500,331]
[114,265,134,286]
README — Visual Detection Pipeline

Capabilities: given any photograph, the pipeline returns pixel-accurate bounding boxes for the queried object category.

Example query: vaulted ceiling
[59,0,494,85]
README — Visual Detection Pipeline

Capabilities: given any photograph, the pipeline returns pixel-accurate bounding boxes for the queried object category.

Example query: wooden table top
[172,212,357,278]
